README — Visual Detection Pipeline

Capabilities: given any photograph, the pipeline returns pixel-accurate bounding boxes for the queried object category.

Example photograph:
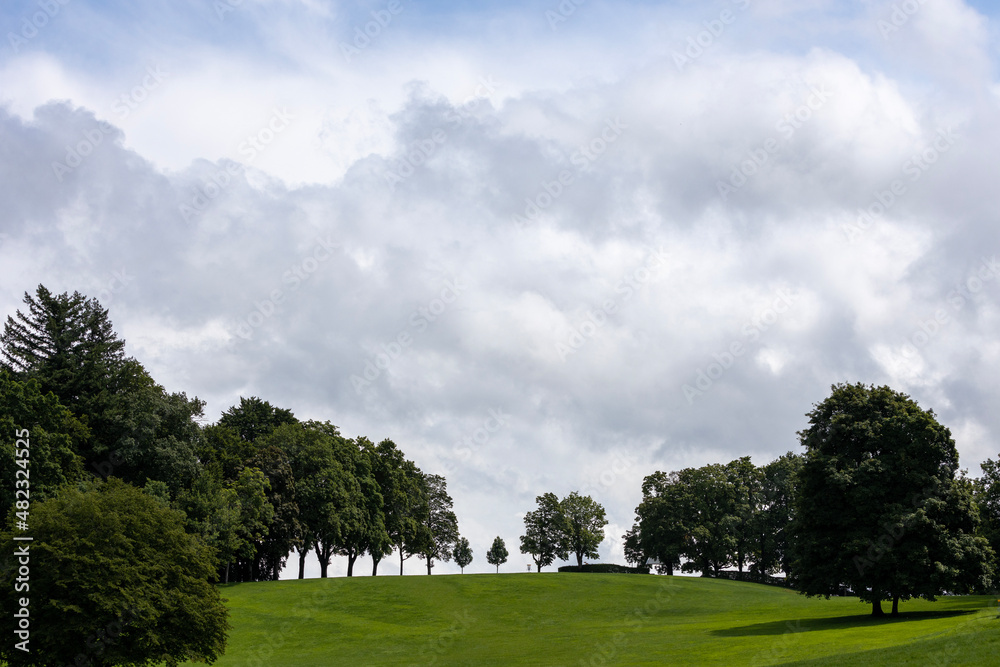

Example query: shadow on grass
[712,609,979,637]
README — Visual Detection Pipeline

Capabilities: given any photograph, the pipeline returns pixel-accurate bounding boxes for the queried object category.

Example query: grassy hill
[195,573,999,666]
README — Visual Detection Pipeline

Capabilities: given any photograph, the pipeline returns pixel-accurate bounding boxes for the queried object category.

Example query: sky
[1,0,999,578]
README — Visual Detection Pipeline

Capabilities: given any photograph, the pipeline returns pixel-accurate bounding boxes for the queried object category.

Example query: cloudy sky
[2,0,999,577]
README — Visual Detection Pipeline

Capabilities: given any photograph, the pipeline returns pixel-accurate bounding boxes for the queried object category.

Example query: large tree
[218,395,296,443]
[560,491,607,567]
[520,492,570,572]
[487,536,508,573]
[0,286,126,413]
[0,478,229,666]
[792,383,993,616]
[421,473,460,574]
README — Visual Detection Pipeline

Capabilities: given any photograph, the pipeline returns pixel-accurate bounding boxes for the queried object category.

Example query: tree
[453,537,473,573]
[487,536,509,573]
[421,473,460,574]
[355,437,393,576]
[520,492,569,572]
[752,453,801,579]
[0,370,88,521]
[792,383,994,616]
[0,478,229,666]
[337,436,388,577]
[726,457,760,574]
[218,396,296,443]
[560,491,607,567]
[678,464,738,576]
[1,286,126,414]
[975,456,1000,579]
[266,422,361,579]
[628,470,688,575]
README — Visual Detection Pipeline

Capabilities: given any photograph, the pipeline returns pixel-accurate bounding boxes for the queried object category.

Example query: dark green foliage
[486,535,508,573]
[792,383,994,616]
[557,563,649,574]
[0,478,229,666]
[0,371,88,520]
[218,396,296,443]
[520,492,570,571]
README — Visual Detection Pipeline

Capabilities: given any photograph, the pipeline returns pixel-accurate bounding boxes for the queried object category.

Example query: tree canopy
[0,479,229,667]
[792,383,993,616]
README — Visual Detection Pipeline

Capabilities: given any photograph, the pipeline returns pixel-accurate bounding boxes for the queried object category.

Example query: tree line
[0,286,473,665]
[625,382,999,617]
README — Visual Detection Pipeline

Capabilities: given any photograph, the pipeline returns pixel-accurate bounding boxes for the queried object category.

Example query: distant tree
[792,383,994,616]
[726,457,760,574]
[487,536,509,573]
[520,492,570,572]
[421,473,460,574]
[628,471,688,575]
[218,396,296,443]
[975,456,1000,578]
[453,537,473,573]
[357,437,394,575]
[338,436,388,577]
[678,464,738,576]
[560,491,607,567]
[0,479,229,666]
[752,453,801,579]
[266,421,361,579]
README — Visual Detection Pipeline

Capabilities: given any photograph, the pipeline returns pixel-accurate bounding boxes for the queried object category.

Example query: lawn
[195,573,999,666]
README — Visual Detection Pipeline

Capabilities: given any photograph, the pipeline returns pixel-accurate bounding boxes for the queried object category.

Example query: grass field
[196,573,999,666]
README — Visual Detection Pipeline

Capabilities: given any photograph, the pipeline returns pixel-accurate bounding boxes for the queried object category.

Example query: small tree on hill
[453,537,473,573]
[487,536,509,573]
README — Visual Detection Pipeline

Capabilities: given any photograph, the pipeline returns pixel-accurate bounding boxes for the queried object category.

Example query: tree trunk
[298,548,308,580]
[496,565,499,573]
[577,552,583,567]
[872,599,884,616]
[347,552,357,577]
[666,562,673,576]
[400,548,404,576]
[224,563,229,584]
[426,555,433,575]
[372,556,381,576]
[891,595,899,616]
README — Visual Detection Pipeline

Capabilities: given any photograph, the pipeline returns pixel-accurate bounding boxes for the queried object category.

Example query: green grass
[196,574,1000,666]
